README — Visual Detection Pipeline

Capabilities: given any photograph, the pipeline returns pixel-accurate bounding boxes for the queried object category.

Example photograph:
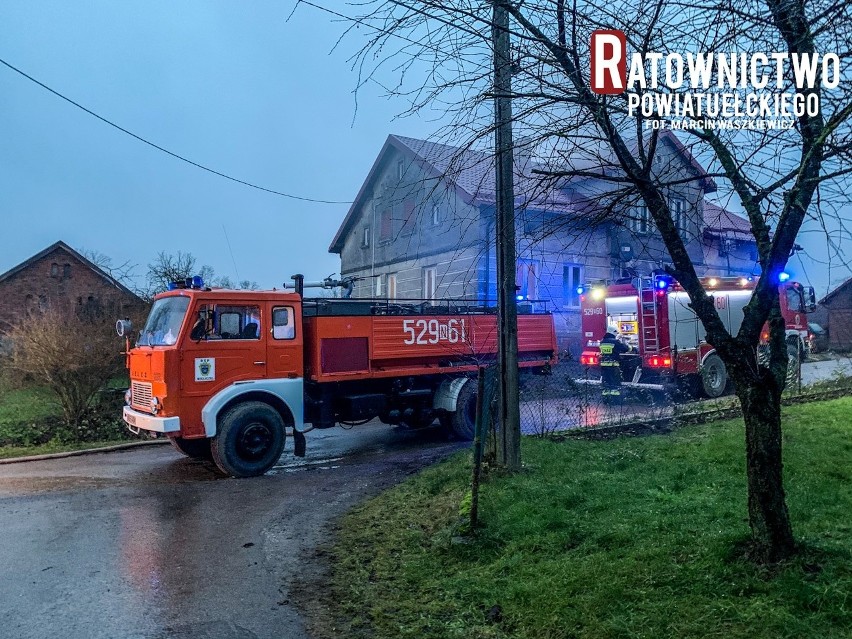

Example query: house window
[401,200,415,235]
[63,264,71,278]
[423,267,437,301]
[630,204,650,234]
[431,205,441,226]
[361,227,371,248]
[380,208,392,242]
[375,274,384,297]
[562,264,583,308]
[516,259,539,301]
[50,263,58,277]
[387,274,398,300]
[397,159,405,180]
[671,197,687,232]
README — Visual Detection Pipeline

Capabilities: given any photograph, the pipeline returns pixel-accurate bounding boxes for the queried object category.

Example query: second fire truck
[579,274,816,397]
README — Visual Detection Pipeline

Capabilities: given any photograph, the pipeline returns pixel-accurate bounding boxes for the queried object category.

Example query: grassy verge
[315,398,852,639]
[0,382,132,456]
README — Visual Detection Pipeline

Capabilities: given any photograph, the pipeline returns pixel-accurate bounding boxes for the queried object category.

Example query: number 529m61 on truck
[120,276,557,477]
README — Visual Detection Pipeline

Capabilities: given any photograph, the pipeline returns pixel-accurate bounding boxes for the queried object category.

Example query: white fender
[433,377,471,413]
[201,378,305,437]
[699,348,719,369]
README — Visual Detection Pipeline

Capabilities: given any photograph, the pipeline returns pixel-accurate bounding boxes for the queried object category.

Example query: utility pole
[492,1,521,471]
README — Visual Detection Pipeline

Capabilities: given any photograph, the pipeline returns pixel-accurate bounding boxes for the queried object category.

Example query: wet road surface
[0,425,461,639]
[2,357,846,638]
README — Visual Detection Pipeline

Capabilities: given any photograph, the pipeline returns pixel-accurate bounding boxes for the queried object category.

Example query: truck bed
[302,307,557,383]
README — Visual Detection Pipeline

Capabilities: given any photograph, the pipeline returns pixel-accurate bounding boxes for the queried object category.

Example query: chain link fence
[514,348,852,437]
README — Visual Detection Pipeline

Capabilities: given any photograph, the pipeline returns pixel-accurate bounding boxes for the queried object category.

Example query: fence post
[470,366,486,531]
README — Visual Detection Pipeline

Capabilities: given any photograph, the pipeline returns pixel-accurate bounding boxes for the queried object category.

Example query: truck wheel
[786,336,806,362]
[701,354,728,398]
[170,436,212,460]
[211,402,286,478]
[449,379,478,440]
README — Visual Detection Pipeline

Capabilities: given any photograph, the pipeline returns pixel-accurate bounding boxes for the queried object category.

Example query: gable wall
[0,247,143,331]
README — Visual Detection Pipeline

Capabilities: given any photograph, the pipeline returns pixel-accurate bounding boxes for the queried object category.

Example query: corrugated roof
[702,201,753,240]
[819,277,852,306]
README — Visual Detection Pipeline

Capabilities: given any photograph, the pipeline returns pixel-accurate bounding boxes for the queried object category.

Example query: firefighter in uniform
[599,327,632,401]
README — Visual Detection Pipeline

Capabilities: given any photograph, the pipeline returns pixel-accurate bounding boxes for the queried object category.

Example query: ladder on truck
[637,278,660,355]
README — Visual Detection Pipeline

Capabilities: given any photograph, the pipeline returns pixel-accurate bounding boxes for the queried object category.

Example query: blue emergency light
[778,271,791,282]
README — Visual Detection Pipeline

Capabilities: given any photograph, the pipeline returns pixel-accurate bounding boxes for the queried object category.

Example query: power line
[0,56,352,205]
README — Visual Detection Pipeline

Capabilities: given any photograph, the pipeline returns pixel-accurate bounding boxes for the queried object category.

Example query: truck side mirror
[806,287,817,313]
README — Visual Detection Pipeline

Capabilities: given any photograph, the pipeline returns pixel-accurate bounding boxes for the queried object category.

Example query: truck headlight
[150,397,161,414]
[125,389,132,405]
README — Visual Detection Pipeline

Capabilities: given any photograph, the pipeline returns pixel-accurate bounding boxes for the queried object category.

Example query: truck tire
[701,354,728,398]
[449,379,478,440]
[211,401,286,478]
[786,335,806,362]
[170,436,212,460]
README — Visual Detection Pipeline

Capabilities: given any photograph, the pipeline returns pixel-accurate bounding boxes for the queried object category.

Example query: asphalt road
[2,356,848,639]
[0,425,461,639]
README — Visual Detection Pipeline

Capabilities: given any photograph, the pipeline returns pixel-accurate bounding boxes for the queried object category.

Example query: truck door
[266,303,304,380]
[180,301,267,397]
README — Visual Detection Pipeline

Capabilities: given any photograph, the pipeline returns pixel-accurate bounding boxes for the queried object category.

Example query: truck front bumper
[123,406,181,434]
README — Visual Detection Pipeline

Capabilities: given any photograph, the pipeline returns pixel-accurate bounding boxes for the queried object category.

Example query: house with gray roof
[329,133,758,353]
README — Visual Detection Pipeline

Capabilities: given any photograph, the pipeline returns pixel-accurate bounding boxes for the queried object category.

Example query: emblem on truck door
[195,358,216,382]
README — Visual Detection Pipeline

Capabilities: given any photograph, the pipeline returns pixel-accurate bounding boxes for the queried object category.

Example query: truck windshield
[786,287,805,313]
[137,296,191,346]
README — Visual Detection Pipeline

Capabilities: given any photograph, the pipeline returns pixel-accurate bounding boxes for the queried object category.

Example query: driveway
[0,425,461,639]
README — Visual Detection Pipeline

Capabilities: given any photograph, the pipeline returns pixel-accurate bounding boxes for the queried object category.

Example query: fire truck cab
[578,274,816,398]
[120,277,557,477]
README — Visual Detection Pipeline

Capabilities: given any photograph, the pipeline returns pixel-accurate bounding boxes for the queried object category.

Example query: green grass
[0,381,131,452]
[0,384,61,425]
[0,385,63,447]
[318,398,852,639]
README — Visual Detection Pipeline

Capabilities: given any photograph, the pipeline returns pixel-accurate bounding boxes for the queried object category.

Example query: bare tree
[80,248,138,291]
[145,251,200,295]
[338,0,852,562]
[144,251,259,296]
[5,304,124,428]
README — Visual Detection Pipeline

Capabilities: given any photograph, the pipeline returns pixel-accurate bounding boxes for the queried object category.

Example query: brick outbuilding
[0,240,144,331]
[819,278,852,351]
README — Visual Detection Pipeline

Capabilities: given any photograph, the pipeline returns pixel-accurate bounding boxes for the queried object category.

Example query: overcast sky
[1,1,848,295]
[0,1,439,290]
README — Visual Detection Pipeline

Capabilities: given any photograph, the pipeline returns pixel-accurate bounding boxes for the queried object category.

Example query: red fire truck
[578,274,816,397]
[119,276,556,477]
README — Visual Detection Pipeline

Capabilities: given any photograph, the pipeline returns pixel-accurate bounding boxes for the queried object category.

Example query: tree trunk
[734,371,796,563]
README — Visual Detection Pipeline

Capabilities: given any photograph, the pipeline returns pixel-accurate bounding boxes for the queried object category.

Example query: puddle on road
[269,456,345,475]
[153,620,260,639]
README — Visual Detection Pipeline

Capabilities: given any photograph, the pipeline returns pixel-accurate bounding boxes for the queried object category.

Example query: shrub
[5,305,125,430]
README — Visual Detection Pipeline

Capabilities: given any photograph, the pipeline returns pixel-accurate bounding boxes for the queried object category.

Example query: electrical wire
[0,56,352,205]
